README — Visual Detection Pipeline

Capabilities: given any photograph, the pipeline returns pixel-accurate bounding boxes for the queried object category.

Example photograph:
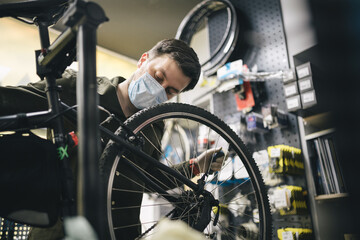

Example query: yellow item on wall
[277,228,313,240]
[268,145,304,175]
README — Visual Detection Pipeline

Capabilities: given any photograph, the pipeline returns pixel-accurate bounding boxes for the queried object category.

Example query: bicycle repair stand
[36,0,108,239]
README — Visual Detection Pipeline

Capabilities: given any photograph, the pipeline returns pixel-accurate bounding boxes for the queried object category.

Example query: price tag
[270,148,281,158]
[274,188,290,209]
[282,231,294,240]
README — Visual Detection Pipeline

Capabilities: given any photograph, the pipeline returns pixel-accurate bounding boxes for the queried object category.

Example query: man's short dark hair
[148,39,201,92]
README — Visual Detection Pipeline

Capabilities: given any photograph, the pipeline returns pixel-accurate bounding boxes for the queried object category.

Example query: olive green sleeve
[0,85,48,116]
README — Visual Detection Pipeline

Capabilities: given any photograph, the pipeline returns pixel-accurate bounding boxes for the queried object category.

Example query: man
[0,38,224,239]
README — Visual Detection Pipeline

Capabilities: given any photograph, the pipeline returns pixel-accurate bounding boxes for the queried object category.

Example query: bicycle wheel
[100,103,271,240]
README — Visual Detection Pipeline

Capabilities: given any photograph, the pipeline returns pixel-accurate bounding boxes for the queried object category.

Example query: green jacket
[1,69,126,135]
[0,69,191,239]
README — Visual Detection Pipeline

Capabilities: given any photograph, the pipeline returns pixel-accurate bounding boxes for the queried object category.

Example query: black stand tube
[76,22,103,238]
[61,1,108,238]
[74,3,108,239]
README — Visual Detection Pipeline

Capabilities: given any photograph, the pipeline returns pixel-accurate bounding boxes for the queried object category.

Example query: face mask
[128,72,168,109]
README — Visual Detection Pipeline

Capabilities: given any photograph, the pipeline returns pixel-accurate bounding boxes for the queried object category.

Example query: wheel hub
[171,190,219,232]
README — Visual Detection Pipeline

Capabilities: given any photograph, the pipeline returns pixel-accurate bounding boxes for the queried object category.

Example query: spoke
[114,220,158,230]
[206,151,249,193]
[114,169,166,195]
[170,122,191,178]
[204,133,222,176]
[112,202,175,210]
[193,122,199,158]
[139,126,171,169]
[183,120,201,207]
[188,121,199,161]
[114,213,201,232]
[206,145,231,184]
[175,202,201,221]
[138,231,157,240]
[216,221,237,239]
[171,212,200,221]
[113,171,175,197]
[122,155,180,195]
[226,222,260,239]
[213,148,231,188]
[157,168,186,191]
[150,121,188,182]
[219,178,251,200]
[139,128,169,166]
[233,161,247,173]
[139,129,187,191]
[112,188,146,194]
[226,206,260,221]
[223,190,256,205]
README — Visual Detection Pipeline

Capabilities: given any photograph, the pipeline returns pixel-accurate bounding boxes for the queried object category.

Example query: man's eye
[155,75,163,84]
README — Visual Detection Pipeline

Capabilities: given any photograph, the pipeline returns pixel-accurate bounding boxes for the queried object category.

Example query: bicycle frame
[61,103,200,194]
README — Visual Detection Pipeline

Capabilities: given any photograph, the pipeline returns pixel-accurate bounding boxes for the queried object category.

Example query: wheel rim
[106,104,270,240]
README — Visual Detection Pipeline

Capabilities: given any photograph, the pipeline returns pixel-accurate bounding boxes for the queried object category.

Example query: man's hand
[195,147,224,173]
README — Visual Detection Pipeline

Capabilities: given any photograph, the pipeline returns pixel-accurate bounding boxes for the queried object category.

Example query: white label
[299,79,311,91]
[282,231,294,240]
[253,208,260,223]
[270,148,281,158]
[274,189,289,209]
[286,97,300,109]
[302,91,315,103]
[217,59,243,80]
[284,85,297,96]
[297,67,310,78]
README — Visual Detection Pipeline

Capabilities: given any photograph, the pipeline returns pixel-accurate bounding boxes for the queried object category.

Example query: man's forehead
[163,60,190,90]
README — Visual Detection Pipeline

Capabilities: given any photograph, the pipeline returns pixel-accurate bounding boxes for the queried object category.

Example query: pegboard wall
[206,0,313,238]
[211,0,301,151]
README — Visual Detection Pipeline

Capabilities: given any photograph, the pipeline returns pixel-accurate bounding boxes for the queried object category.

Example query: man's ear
[137,52,149,68]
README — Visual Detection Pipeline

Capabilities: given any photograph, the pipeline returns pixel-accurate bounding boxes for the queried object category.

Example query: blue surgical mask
[128,72,168,109]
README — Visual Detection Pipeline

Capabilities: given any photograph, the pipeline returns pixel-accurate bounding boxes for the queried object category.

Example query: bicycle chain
[135,208,176,240]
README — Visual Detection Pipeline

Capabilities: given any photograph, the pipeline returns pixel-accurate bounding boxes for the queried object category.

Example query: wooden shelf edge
[314,193,349,201]
[305,128,336,140]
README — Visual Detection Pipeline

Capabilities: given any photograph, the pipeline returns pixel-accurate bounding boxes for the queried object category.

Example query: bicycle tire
[100,103,272,240]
